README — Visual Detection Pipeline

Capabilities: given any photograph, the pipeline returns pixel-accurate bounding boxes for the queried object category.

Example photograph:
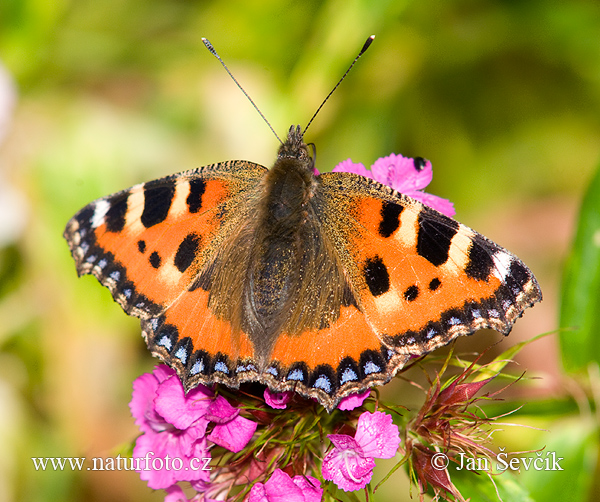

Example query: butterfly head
[277,125,313,170]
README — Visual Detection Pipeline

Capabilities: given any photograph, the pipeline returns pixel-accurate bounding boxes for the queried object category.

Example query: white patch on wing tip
[91,200,110,228]
[492,251,512,281]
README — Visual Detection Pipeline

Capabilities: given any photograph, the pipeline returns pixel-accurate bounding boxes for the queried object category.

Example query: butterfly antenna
[303,35,375,136]
[202,37,283,145]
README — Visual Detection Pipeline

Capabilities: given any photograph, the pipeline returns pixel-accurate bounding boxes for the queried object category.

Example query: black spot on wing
[141,180,175,228]
[505,259,533,297]
[465,238,496,281]
[137,240,146,253]
[187,178,206,213]
[309,365,337,395]
[416,213,459,266]
[75,206,95,228]
[379,201,403,238]
[174,234,200,273]
[363,256,390,297]
[105,191,129,233]
[149,251,162,269]
[152,323,179,353]
[358,349,387,378]
[404,285,419,302]
[429,277,441,291]
[172,337,193,366]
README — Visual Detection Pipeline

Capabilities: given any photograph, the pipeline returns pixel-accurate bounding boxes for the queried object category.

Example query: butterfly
[64,122,541,411]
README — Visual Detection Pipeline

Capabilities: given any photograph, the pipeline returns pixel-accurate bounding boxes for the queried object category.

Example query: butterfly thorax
[242,127,322,352]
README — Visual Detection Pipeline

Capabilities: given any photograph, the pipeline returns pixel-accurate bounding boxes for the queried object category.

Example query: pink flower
[264,388,293,409]
[322,411,400,492]
[248,468,323,502]
[129,366,212,490]
[337,390,370,411]
[129,365,257,492]
[333,154,455,217]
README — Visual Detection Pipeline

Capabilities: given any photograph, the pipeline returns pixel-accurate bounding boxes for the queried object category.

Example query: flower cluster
[129,365,257,498]
[129,365,400,501]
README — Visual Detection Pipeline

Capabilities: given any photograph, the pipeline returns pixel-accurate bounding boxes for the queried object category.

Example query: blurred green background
[1,0,600,501]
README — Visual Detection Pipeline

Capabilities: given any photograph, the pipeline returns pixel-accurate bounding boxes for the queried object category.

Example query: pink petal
[322,446,375,492]
[164,484,189,502]
[291,475,323,502]
[133,433,179,489]
[337,390,370,411]
[133,429,211,489]
[208,414,257,453]
[248,469,306,502]
[333,154,455,217]
[154,375,213,430]
[370,154,433,192]
[327,434,361,452]
[354,411,400,459]
[129,372,166,435]
[332,159,371,177]
[153,364,178,383]
[264,389,293,409]
[206,395,238,423]
[409,192,455,218]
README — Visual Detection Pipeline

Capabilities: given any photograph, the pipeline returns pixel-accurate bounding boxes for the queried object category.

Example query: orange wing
[316,171,541,360]
[64,161,267,379]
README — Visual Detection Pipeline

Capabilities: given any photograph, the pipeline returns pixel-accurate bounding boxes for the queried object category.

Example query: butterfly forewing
[317,172,541,358]
[64,160,267,342]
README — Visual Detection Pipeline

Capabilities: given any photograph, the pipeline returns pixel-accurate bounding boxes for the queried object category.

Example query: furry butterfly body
[64,125,541,410]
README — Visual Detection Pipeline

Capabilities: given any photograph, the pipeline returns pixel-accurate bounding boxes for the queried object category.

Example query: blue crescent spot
[266,367,278,376]
[214,361,229,374]
[190,359,204,375]
[286,369,304,381]
[364,362,381,375]
[157,336,172,351]
[313,375,331,392]
[341,368,358,384]
[175,347,188,364]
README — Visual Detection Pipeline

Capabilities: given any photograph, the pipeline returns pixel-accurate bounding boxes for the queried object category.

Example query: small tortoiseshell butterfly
[64,40,541,411]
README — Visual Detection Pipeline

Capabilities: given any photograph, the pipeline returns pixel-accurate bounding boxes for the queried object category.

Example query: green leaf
[519,418,598,502]
[451,467,535,502]
[560,162,600,372]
